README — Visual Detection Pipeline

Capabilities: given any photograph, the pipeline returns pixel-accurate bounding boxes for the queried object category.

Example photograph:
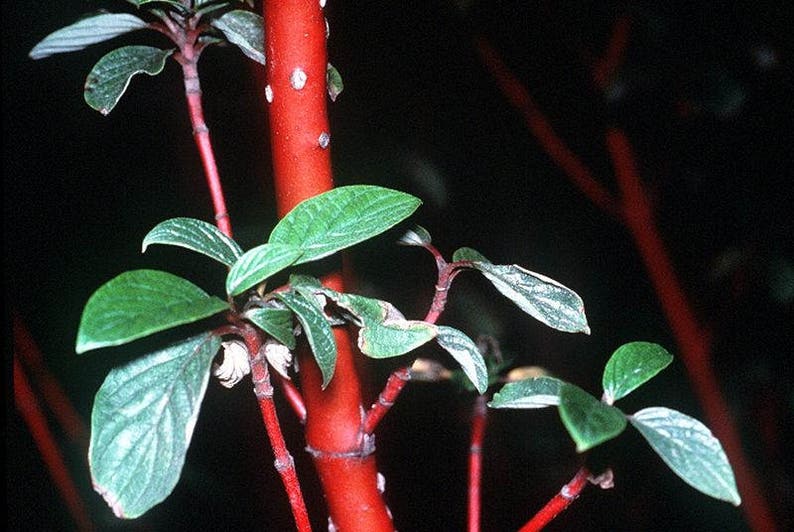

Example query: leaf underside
[211,10,265,65]
[489,376,564,409]
[29,13,149,60]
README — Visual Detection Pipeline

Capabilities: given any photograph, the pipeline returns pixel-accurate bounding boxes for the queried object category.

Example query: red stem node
[518,467,591,532]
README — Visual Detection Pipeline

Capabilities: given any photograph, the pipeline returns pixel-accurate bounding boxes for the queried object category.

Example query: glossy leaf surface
[269,186,421,265]
[84,45,174,115]
[76,270,228,353]
[211,10,265,65]
[90,333,221,518]
[453,247,589,334]
[142,217,243,267]
[276,291,336,388]
[630,407,741,505]
[226,243,302,296]
[435,326,489,394]
[29,13,149,59]
[602,342,673,404]
[559,383,627,452]
[489,376,564,409]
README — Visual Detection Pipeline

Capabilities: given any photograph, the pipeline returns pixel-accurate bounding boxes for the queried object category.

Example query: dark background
[4,1,792,531]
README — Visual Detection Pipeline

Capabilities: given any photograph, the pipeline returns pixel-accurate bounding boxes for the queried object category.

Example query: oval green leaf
[29,13,149,60]
[453,247,590,334]
[602,342,673,404]
[142,217,243,267]
[275,291,336,388]
[84,45,174,115]
[489,376,564,409]
[210,10,265,65]
[559,383,627,452]
[90,332,221,518]
[244,307,296,349]
[327,63,344,102]
[76,270,228,353]
[269,185,422,265]
[226,243,303,296]
[630,407,741,505]
[436,326,489,394]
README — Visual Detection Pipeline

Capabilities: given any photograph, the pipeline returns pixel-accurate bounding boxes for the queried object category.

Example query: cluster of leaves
[490,342,741,506]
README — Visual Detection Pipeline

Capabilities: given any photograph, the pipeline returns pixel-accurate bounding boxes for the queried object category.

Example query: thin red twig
[606,129,776,531]
[13,355,95,532]
[468,395,488,532]
[592,15,631,91]
[518,467,591,532]
[238,323,311,532]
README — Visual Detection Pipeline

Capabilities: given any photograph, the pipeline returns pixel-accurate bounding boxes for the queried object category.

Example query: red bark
[263,1,393,529]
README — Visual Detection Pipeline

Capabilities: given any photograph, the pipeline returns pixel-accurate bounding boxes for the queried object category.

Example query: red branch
[606,129,776,531]
[592,15,631,91]
[13,355,94,532]
[263,1,393,529]
[518,467,591,532]
[238,323,311,532]
[478,32,776,531]
[475,36,619,219]
[468,395,488,532]
[177,41,233,237]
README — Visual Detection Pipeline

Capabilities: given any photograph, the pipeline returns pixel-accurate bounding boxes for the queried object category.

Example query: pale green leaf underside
[435,326,489,394]
[269,185,422,265]
[226,243,303,296]
[142,217,243,267]
[602,342,673,404]
[630,407,741,505]
[559,383,627,452]
[211,10,265,65]
[276,291,336,388]
[326,63,344,102]
[489,376,564,409]
[89,333,221,518]
[84,45,174,115]
[29,13,149,60]
[244,307,295,349]
[397,225,432,247]
[76,269,228,353]
[454,247,590,334]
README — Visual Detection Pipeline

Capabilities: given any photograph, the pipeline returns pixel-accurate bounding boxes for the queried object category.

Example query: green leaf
[275,291,336,388]
[326,63,344,102]
[84,45,174,115]
[269,185,422,265]
[211,10,265,65]
[244,307,295,349]
[89,332,221,518]
[29,13,149,60]
[76,270,228,354]
[435,326,489,394]
[558,383,627,452]
[453,247,590,334]
[630,407,741,505]
[226,243,303,296]
[489,376,564,409]
[142,217,243,267]
[602,342,673,404]
[397,225,432,247]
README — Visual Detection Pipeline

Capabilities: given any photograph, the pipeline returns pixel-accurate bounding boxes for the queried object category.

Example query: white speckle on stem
[318,132,331,149]
[265,84,273,103]
[290,68,307,90]
[320,0,327,8]
[325,17,330,39]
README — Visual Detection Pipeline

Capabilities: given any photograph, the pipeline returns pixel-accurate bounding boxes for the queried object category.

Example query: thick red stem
[14,355,94,532]
[518,467,591,532]
[263,1,393,529]
[467,395,488,532]
[180,50,233,237]
[606,129,776,531]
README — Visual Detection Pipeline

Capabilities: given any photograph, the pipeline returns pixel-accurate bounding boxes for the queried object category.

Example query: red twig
[13,312,87,445]
[606,129,777,532]
[277,374,308,424]
[468,395,488,532]
[13,355,95,532]
[592,15,631,91]
[263,1,393,529]
[475,36,620,219]
[238,323,311,531]
[518,467,591,532]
